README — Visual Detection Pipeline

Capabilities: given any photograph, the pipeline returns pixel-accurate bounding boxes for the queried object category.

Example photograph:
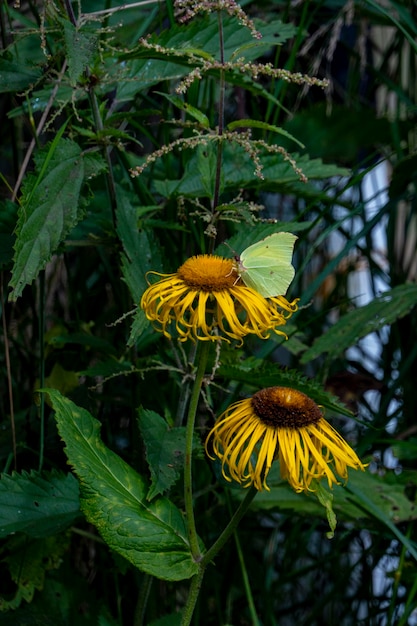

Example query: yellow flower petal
[141,255,298,342]
[206,387,367,492]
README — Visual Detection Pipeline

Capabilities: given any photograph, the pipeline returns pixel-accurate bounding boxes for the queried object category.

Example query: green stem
[233,523,261,626]
[133,573,153,626]
[209,11,226,253]
[201,486,257,568]
[180,566,205,626]
[38,271,46,472]
[88,84,118,226]
[181,487,258,626]
[184,341,210,562]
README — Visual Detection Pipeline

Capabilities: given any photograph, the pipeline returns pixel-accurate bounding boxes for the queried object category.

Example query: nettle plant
[6,0,409,623]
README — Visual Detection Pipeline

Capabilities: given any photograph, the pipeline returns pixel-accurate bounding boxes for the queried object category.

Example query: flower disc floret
[140,255,297,343]
[206,386,366,492]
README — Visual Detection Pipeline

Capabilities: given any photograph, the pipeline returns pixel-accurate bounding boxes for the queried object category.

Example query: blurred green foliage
[0,0,416,624]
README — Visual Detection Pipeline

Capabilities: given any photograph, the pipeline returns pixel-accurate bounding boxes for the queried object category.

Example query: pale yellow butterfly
[235,232,297,298]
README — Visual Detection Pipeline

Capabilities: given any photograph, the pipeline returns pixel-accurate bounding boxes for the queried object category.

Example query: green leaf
[227,119,305,149]
[127,308,157,348]
[138,409,202,500]
[155,145,349,199]
[0,58,42,93]
[62,20,98,85]
[301,284,417,363]
[158,93,210,128]
[0,470,80,538]
[47,389,201,581]
[117,191,165,302]
[0,534,69,611]
[142,14,296,64]
[117,15,296,101]
[247,468,417,528]
[313,481,337,538]
[9,137,85,301]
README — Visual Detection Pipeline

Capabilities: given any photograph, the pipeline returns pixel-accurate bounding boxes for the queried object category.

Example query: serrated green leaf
[9,137,85,301]
[138,409,202,500]
[127,308,157,348]
[117,191,165,302]
[47,389,200,581]
[62,20,98,85]
[142,14,295,64]
[155,145,349,198]
[0,58,42,93]
[0,470,80,538]
[117,15,296,101]
[301,284,417,363]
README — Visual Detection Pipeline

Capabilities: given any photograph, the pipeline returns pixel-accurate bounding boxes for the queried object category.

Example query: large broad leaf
[0,534,69,611]
[48,389,200,581]
[117,14,296,101]
[0,470,81,538]
[117,191,165,301]
[9,136,85,301]
[154,145,348,199]
[138,408,202,500]
[0,58,42,93]
[61,19,98,85]
[301,284,417,363]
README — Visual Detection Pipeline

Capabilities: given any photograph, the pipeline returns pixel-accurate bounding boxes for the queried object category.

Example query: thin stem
[1,275,17,471]
[180,565,205,626]
[133,573,153,626]
[12,60,68,201]
[233,521,261,626]
[201,485,257,568]
[87,82,118,226]
[38,272,46,472]
[209,11,226,253]
[175,341,198,427]
[184,341,211,561]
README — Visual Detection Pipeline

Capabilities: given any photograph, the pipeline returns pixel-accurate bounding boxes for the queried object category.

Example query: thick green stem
[184,341,210,562]
[180,565,205,626]
[181,486,258,626]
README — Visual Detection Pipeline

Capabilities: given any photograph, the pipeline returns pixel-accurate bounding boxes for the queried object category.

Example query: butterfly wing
[239,233,297,297]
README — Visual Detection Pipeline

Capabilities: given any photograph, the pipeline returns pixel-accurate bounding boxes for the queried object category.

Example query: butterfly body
[236,232,297,298]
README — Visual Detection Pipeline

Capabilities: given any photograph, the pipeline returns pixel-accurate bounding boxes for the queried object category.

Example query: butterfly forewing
[239,232,297,297]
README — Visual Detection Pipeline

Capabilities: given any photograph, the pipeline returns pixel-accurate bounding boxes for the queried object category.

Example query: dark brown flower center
[251,387,322,429]
[177,255,238,291]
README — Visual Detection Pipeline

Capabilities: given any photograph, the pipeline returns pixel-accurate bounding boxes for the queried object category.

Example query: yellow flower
[206,386,366,492]
[141,255,297,343]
